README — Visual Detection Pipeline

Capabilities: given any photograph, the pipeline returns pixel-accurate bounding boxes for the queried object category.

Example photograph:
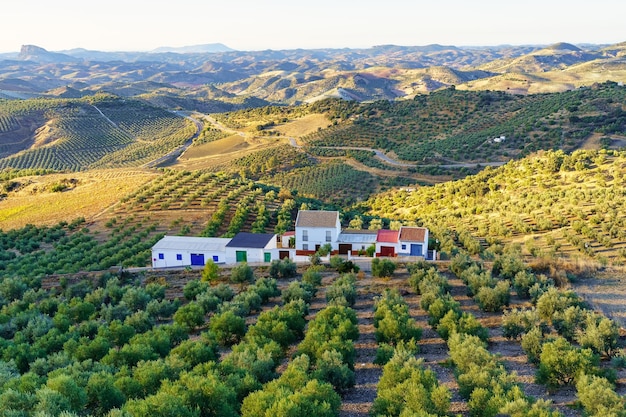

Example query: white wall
[151,249,225,268]
[296,227,340,251]
[224,247,278,264]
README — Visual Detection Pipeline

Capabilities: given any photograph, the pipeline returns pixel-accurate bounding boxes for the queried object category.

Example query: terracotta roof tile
[399,227,427,242]
[295,210,339,228]
[377,229,399,243]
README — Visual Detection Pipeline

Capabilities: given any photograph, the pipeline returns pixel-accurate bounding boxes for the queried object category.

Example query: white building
[225,232,279,264]
[336,230,377,255]
[294,210,341,252]
[398,226,429,257]
[151,236,231,268]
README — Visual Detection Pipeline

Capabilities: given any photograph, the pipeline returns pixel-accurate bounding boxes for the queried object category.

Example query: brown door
[380,246,395,257]
[279,250,290,259]
[338,244,352,255]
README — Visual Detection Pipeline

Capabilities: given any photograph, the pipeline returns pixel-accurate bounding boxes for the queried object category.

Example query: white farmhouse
[151,236,230,268]
[225,232,279,264]
[294,210,341,252]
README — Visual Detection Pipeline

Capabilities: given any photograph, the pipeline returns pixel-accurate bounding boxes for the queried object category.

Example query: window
[302,230,308,241]
[326,230,331,242]
[176,254,182,261]
[158,253,164,260]
[303,244,308,251]
[213,255,219,262]
[401,244,406,250]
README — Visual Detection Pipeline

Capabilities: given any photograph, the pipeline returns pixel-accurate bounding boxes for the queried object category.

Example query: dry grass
[181,134,248,159]
[0,169,157,229]
[273,114,332,137]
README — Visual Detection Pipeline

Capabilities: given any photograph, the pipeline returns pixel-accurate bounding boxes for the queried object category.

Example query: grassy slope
[363,148,626,264]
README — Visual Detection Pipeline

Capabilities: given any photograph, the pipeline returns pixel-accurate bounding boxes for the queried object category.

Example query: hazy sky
[2,0,624,52]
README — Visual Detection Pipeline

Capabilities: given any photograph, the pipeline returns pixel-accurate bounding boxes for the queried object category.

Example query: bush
[502,308,547,340]
[371,258,396,278]
[437,310,489,342]
[536,287,582,321]
[521,326,547,365]
[325,274,357,307]
[576,313,619,357]
[374,289,422,344]
[268,258,297,279]
[474,281,510,312]
[311,348,355,392]
[281,281,315,304]
[249,277,280,303]
[208,310,246,346]
[182,280,209,301]
[576,374,626,417]
[372,348,451,417]
[302,268,322,287]
[201,260,220,282]
[536,337,598,388]
[230,263,254,288]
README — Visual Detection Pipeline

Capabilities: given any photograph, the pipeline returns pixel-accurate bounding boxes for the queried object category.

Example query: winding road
[288,138,507,169]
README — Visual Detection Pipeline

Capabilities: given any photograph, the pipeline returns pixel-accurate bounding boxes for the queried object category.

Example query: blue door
[190,253,205,266]
[410,244,423,256]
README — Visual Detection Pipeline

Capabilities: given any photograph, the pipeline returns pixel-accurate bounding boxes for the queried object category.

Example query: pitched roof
[152,236,231,252]
[377,229,399,243]
[295,210,339,228]
[226,232,276,249]
[399,227,427,242]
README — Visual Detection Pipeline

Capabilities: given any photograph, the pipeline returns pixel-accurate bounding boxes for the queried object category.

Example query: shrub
[474,281,510,312]
[576,313,619,357]
[201,260,220,282]
[536,287,581,321]
[173,302,205,331]
[230,263,254,288]
[281,281,315,304]
[372,349,451,417]
[268,258,297,279]
[437,310,489,342]
[371,258,396,278]
[182,280,209,301]
[502,308,547,340]
[302,268,322,287]
[536,337,598,388]
[374,289,422,344]
[521,326,546,365]
[325,274,357,307]
[311,348,355,392]
[208,310,246,346]
[249,277,280,303]
[576,374,626,417]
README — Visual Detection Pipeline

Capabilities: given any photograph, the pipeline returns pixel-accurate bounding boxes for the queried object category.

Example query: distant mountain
[150,43,234,53]
[18,45,79,63]
[0,41,625,104]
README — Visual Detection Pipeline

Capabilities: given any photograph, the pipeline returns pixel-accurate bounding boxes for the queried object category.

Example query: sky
[2,0,625,53]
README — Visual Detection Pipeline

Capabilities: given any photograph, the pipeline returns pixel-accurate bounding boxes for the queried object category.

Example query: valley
[1,40,626,417]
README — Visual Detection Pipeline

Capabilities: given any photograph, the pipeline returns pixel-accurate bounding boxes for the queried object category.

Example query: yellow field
[0,169,157,229]
[273,114,332,137]
[181,134,248,159]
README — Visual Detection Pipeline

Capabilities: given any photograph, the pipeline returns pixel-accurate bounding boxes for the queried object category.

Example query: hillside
[0,95,197,171]
[302,82,626,164]
[362,148,626,266]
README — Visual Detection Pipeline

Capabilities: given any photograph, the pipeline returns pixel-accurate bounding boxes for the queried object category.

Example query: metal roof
[152,236,231,252]
[337,230,378,244]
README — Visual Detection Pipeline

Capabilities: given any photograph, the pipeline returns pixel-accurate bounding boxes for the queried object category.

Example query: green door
[236,251,247,262]
[264,252,271,263]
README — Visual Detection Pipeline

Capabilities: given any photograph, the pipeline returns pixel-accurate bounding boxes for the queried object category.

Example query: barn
[225,232,279,264]
[151,236,230,268]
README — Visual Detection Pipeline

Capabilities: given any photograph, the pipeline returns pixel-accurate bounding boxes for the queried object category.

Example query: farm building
[336,230,377,255]
[398,226,429,257]
[294,210,341,252]
[151,236,231,268]
[225,232,280,264]
[376,229,400,257]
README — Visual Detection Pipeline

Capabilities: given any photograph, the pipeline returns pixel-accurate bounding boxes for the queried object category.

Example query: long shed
[151,236,231,268]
